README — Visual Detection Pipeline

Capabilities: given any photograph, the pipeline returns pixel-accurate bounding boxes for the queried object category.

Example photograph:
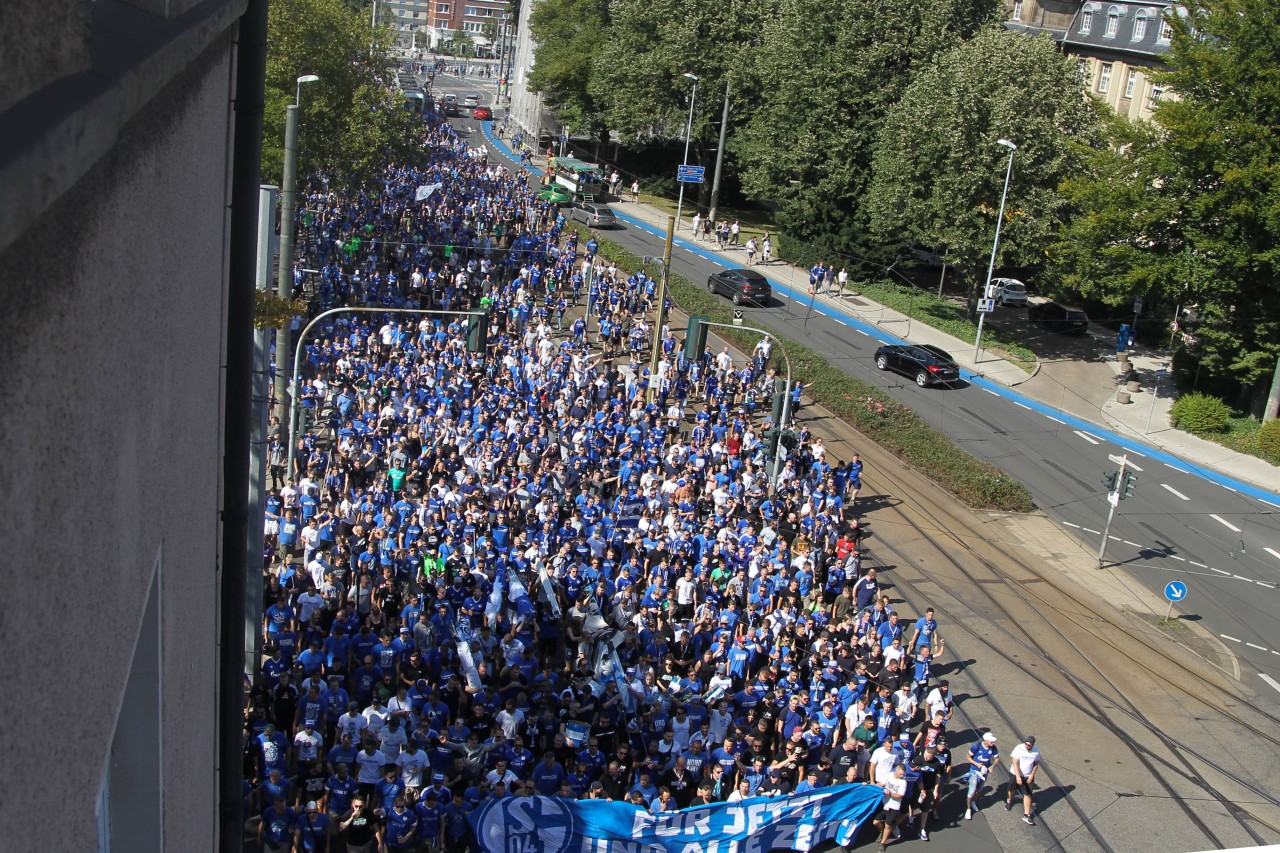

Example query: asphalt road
[434,86,1280,709]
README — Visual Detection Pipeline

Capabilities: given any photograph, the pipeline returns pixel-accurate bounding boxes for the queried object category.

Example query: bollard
[1127,379,1141,393]
[1117,391,1131,404]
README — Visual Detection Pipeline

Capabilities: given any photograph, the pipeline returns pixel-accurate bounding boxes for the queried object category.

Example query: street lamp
[973,138,1017,360]
[674,73,698,232]
[295,74,320,106]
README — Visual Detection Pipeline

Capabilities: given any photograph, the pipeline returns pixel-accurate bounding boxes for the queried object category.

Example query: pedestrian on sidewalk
[761,234,772,264]
[702,217,713,242]
[965,732,999,820]
[630,180,640,203]
[1004,736,1040,825]
[730,220,740,246]
[824,265,836,295]
[837,266,849,294]
[809,260,827,295]
[745,237,758,264]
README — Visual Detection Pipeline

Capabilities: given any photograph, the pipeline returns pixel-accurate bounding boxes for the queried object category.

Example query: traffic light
[1103,471,1119,493]
[684,315,709,360]
[779,430,799,452]
[465,312,488,353]
[771,379,787,424]
[1120,471,1138,500]
[765,427,781,459]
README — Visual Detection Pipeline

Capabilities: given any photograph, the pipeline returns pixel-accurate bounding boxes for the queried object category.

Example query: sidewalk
[570,175,1280,493]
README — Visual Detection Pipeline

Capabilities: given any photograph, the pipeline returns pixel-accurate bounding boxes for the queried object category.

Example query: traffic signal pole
[646,216,676,404]
[1098,454,1137,567]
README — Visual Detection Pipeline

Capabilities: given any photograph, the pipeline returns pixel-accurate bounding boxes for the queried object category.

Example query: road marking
[1247,643,1267,651]
[1161,484,1191,501]
[1209,567,1229,575]
[1258,582,1276,589]
[1109,535,1122,541]
[1210,514,1243,532]
[1122,459,1144,472]
[1063,522,1081,529]
[1126,448,1148,458]
[985,388,1000,396]
[1083,528,1101,535]
[1234,575,1255,583]
[1171,555,1186,561]
[1164,463,1183,472]
[1264,674,1280,695]
[1263,500,1280,509]
[1224,486,1239,493]
[1265,547,1280,561]
[1048,416,1066,425]
[1124,540,1140,547]
[1014,402,1032,411]
[1221,634,1241,643]
[834,319,848,326]
[1074,430,1101,445]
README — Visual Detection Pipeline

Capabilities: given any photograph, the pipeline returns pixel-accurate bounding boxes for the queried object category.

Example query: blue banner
[468,785,884,853]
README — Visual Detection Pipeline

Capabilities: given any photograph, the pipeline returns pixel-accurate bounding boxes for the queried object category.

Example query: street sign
[1170,320,1179,333]
[977,298,995,313]
[677,164,706,184]
[1164,580,1188,602]
[732,309,744,326]
[1107,490,1120,507]
[1133,297,1144,314]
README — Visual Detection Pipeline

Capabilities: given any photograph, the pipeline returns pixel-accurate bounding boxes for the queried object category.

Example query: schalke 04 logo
[474,796,576,853]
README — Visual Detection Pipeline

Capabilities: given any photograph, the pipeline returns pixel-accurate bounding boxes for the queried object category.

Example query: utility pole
[646,216,676,404]
[274,104,300,429]
[1266,355,1280,423]
[708,79,731,227]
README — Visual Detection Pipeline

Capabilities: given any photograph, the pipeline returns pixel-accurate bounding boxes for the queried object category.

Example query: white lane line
[1048,417,1067,425]
[1263,500,1280,509]
[1247,643,1268,651]
[1258,582,1276,589]
[1161,484,1191,501]
[855,329,869,336]
[1221,634,1241,643]
[834,319,848,326]
[1063,522,1082,529]
[1014,402,1032,411]
[1233,575,1255,583]
[1224,487,1239,493]
[1265,547,1280,560]
[1124,540,1140,547]
[985,389,1000,396]
[1074,430,1101,445]
[1171,555,1187,561]
[1209,567,1230,575]
[1211,514,1243,532]
[1164,463,1183,472]
[1083,528,1101,535]
[1126,448,1148,458]
[1109,535,1122,541]
[1263,674,1280,695]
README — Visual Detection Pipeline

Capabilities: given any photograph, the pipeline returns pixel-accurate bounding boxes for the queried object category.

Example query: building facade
[383,0,506,53]
[1005,0,1174,121]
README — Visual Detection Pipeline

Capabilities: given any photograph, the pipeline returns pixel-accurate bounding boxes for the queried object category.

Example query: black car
[707,268,772,305]
[1029,301,1090,334]
[874,343,961,387]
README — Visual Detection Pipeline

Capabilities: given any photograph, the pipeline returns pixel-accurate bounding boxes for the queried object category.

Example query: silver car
[992,277,1028,307]
[572,203,618,228]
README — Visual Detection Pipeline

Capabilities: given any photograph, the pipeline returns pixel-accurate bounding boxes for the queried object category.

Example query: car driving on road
[707,268,772,306]
[472,106,492,120]
[874,343,961,387]
[463,94,480,107]
[571,203,618,228]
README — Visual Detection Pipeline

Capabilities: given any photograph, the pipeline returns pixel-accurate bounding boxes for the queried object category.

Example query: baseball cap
[983,732,998,743]
[305,801,318,812]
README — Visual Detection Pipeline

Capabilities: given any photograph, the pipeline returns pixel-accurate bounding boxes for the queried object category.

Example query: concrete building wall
[507,0,553,141]
[0,0,247,849]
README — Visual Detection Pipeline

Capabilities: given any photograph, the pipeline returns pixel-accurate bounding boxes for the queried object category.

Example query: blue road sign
[1164,581,1188,602]
[677,164,706,184]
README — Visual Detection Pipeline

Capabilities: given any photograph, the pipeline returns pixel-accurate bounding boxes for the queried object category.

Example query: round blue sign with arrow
[1164,581,1188,602]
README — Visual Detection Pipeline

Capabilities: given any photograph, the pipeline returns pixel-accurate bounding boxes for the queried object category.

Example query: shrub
[1169,392,1233,435]
[574,225,1036,513]
[1257,419,1280,464]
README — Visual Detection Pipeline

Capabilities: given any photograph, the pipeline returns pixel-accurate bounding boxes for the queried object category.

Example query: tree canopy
[527,0,610,133]
[265,0,420,188]
[1047,0,1280,405]
[867,27,1100,280]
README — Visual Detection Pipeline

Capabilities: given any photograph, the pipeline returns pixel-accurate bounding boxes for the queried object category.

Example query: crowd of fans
[246,90,992,853]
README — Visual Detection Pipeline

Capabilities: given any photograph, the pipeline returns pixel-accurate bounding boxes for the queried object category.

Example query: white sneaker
[965,807,973,820]
[892,826,901,839]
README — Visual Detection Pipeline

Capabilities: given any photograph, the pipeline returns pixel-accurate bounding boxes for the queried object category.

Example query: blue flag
[468,784,884,853]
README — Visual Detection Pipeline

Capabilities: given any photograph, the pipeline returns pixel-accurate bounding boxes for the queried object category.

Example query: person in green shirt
[388,464,406,494]
[421,549,445,583]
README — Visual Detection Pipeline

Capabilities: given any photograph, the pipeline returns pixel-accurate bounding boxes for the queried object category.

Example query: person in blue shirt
[375,764,407,814]
[324,763,357,816]
[966,732,1000,819]
[532,752,567,795]
[442,792,473,847]
[257,797,296,852]
[257,723,290,779]
[415,792,446,847]
[293,800,330,852]
[384,796,419,851]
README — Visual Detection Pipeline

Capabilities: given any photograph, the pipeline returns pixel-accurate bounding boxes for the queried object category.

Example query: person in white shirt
[726,779,753,803]
[396,740,428,796]
[496,701,526,739]
[293,722,324,765]
[354,743,388,787]
[868,737,900,787]
[1004,735,1041,824]
[923,681,955,723]
[873,763,908,849]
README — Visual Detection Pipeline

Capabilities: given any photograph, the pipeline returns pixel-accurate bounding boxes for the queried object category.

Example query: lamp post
[295,73,320,107]
[708,78,731,227]
[274,74,320,427]
[973,138,1017,360]
[673,73,698,232]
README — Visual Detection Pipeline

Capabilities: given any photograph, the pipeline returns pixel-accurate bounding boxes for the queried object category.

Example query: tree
[528,0,610,133]
[733,0,999,254]
[1048,0,1280,409]
[866,27,1099,300]
[265,0,421,188]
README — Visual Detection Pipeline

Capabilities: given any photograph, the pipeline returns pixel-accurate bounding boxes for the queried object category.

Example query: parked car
[992,277,1028,307]
[909,243,947,267]
[1029,300,1090,334]
[463,94,480,107]
[874,343,961,387]
[707,268,772,306]
[571,202,618,228]
[472,106,492,120]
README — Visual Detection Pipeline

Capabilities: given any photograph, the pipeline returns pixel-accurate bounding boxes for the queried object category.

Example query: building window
[1133,10,1148,40]
[435,2,450,12]
[1098,62,1112,93]
[1149,84,1165,109]
[1105,8,1121,37]
[465,5,477,14]
[1158,17,1173,41]
[1081,6,1095,34]
[1012,0,1023,21]
[1123,67,1137,98]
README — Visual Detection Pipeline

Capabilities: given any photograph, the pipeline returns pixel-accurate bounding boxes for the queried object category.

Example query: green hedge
[576,226,1036,513]
[1169,392,1233,434]
[1258,419,1280,465]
